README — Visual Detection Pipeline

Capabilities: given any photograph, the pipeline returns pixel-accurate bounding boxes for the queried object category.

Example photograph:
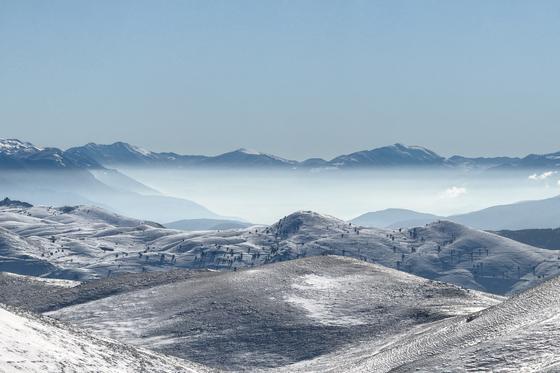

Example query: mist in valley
[120,167,560,224]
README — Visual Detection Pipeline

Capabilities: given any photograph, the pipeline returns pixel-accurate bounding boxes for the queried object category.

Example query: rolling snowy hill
[278,271,560,372]
[49,256,501,371]
[0,203,557,294]
[2,200,559,372]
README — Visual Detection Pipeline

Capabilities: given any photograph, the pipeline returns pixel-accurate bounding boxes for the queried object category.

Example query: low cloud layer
[528,171,557,181]
[441,186,467,199]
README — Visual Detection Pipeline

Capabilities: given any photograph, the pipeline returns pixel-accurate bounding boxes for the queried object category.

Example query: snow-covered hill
[0,304,209,372]
[0,205,556,294]
[49,256,501,371]
[279,271,560,372]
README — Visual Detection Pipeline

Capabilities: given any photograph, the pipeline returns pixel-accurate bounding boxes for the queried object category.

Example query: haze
[122,168,560,224]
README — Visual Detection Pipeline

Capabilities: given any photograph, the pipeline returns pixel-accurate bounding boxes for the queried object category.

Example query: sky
[1,1,560,160]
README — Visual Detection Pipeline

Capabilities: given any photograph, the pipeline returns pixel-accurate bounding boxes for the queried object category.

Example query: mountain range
[4,138,560,170]
[353,194,560,230]
[0,139,230,224]
[67,141,560,170]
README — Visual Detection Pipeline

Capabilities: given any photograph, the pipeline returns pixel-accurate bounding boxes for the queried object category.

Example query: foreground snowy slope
[0,202,557,294]
[0,304,210,373]
[278,271,560,372]
[49,256,501,371]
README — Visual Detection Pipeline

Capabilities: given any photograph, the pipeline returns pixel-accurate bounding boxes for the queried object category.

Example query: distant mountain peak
[234,147,261,155]
[330,143,445,168]
[0,138,42,156]
[391,142,442,156]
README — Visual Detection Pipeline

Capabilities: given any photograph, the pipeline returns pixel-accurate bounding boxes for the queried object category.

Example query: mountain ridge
[4,138,560,170]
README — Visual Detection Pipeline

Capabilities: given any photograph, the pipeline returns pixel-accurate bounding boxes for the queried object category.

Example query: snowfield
[0,203,558,295]
[0,304,210,373]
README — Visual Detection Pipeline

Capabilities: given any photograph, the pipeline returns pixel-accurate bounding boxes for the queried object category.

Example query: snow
[0,139,41,156]
[0,304,209,372]
[129,144,154,157]
[3,201,558,371]
[236,148,261,155]
[286,274,369,326]
[0,205,557,295]
[269,272,560,372]
[49,256,500,371]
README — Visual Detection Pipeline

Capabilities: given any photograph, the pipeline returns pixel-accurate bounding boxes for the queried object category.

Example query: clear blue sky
[1,1,560,159]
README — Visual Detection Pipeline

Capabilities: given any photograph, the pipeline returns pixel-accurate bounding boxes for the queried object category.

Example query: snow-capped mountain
[0,140,225,223]
[6,138,560,170]
[64,142,201,167]
[65,143,297,168]
[199,148,298,167]
[330,143,446,168]
[0,139,102,170]
[0,138,41,157]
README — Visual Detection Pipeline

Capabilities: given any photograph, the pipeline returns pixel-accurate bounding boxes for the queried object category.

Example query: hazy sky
[1,1,560,160]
